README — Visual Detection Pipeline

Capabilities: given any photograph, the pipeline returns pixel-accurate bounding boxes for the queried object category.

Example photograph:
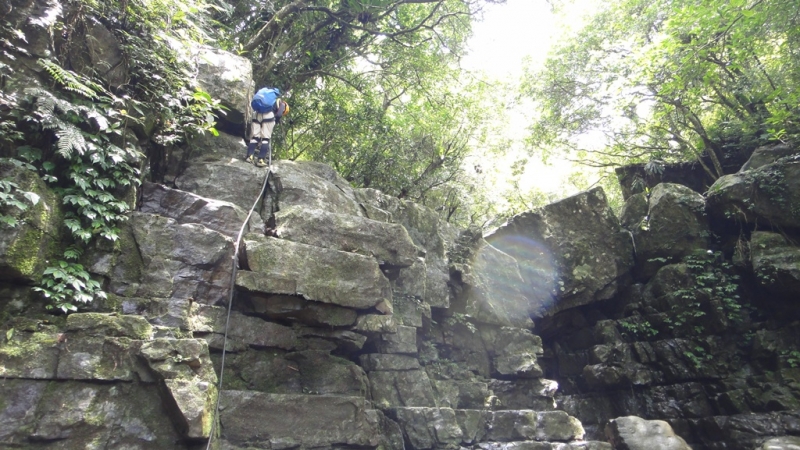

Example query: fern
[37,59,107,100]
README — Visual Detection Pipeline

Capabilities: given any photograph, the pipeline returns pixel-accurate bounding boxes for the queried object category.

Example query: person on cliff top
[245,87,290,168]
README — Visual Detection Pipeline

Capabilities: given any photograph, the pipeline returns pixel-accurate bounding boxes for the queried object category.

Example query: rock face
[606,416,691,450]
[487,187,634,315]
[5,21,800,450]
[707,154,800,229]
[0,161,62,284]
[621,183,710,280]
[536,147,800,450]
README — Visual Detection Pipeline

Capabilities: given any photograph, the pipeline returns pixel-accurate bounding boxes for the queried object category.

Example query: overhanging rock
[487,187,633,315]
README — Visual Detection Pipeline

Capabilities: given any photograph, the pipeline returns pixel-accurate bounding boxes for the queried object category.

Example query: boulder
[192,45,253,129]
[239,234,391,310]
[740,144,799,172]
[485,327,544,378]
[174,158,268,214]
[369,369,438,408]
[274,205,421,267]
[67,17,127,87]
[377,325,418,354]
[707,156,800,229]
[0,380,185,448]
[390,407,463,449]
[189,305,297,350]
[239,293,358,327]
[628,183,710,280]
[218,392,381,448]
[489,379,558,411]
[0,161,62,284]
[451,231,533,327]
[750,231,800,297]
[0,329,60,379]
[758,436,800,450]
[268,160,363,216]
[605,416,691,450]
[488,187,633,315]
[431,380,491,409]
[487,410,585,442]
[140,182,256,237]
[128,213,234,304]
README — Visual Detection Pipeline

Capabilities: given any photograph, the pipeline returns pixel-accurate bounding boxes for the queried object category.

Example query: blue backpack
[251,87,280,113]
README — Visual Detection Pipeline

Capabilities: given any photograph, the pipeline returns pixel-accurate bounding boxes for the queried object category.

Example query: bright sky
[460,0,603,198]
[461,0,558,78]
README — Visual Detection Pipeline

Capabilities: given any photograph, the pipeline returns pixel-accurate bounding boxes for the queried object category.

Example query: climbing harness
[205,155,273,450]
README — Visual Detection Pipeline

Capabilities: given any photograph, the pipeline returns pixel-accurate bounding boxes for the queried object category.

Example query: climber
[245,87,286,168]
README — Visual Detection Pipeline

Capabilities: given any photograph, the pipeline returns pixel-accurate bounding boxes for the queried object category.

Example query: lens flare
[485,234,559,317]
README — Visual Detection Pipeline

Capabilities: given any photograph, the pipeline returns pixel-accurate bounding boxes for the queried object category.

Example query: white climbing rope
[205,157,273,450]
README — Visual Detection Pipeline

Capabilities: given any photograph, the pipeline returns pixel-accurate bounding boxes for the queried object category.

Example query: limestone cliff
[1,32,800,450]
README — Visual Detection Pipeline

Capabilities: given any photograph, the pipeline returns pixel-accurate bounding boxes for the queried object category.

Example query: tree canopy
[522,0,800,180]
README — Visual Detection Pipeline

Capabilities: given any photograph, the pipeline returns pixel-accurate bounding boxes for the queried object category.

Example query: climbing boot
[255,158,268,168]
[245,154,254,164]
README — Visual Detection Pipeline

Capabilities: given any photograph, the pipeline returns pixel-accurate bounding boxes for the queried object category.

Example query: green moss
[0,331,58,358]
[5,225,45,280]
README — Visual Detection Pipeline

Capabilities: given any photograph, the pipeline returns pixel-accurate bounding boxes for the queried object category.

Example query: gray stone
[487,327,544,378]
[193,45,253,127]
[354,313,398,334]
[360,354,421,371]
[488,187,633,315]
[758,436,800,450]
[56,336,139,381]
[0,160,62,284]
[15,380,186,448]
[140,182,255,237]
[631,183,710,280]
[239,234,391,309]
[269,160,363,216]
[379,325,418,354]
[390,407,463,449]
[71,17,127,87]
[137,338,217,383]
[741,143,799,171]
[65,313,152,339]
[175,158,268,213]
[356,189,452,307]
[243,294,358,326]
[619,192,649,230]
[130,212,234,304]
[750,231,800,297]
[218,392,381,448]
[284,350,368,396]
[489,379,558,411]
[606,416,690,450]
[457,409,490,443]
[294,326,367,353]
[486,410,584,443]
[0,330,59,379]
[189,305,297,350]
[707,156,800,229]
[451,233,533,327]
[162,378,216,439]
[487,410,539,441]
[395,261,429,309]
[369,370,437,408]
[274,206,421,267]
[432,380,491,409]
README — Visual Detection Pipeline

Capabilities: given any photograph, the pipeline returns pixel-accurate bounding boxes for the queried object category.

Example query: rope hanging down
[205,158,273,450]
